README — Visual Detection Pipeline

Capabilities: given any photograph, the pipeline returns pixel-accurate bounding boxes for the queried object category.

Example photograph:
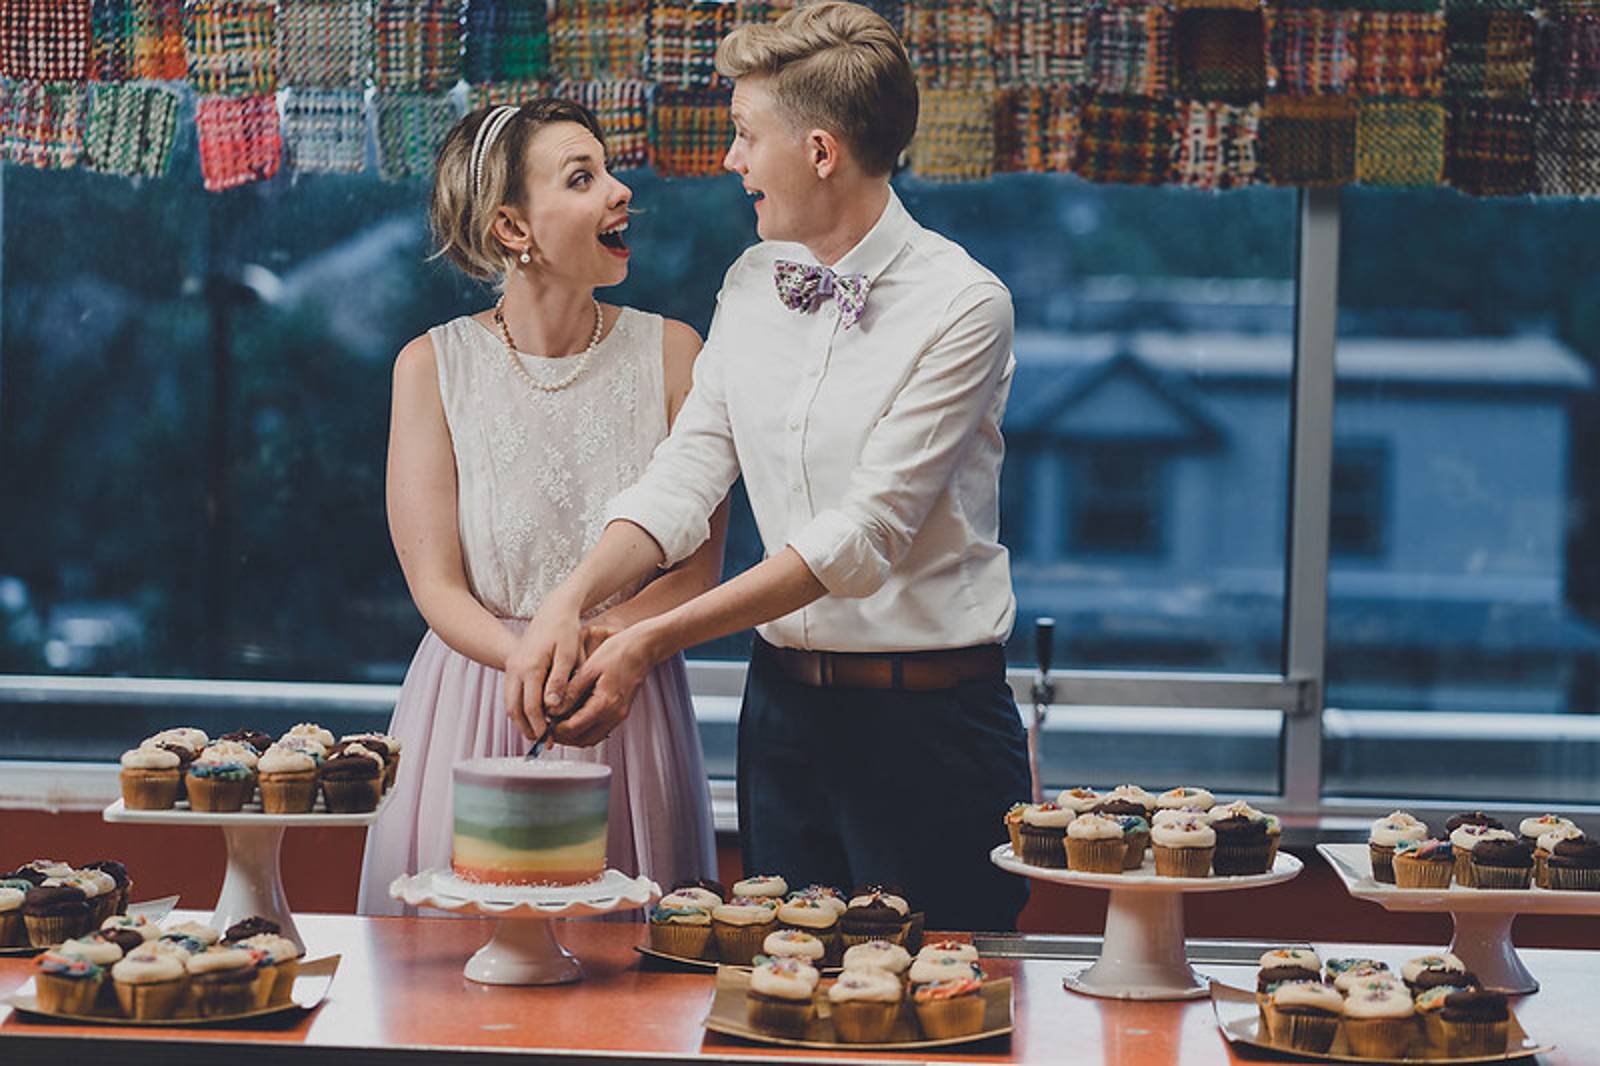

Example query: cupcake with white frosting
[282,722,336,751]
[1532,822,1584,887]
[776,897,838,959]
[112,948,187,1019]
[1369,812,1429,884]
[840,891,910,949]
[258,743,320,814]
[649,900,714,960]
[1156,786,1215,811]
[1450,826,1516,888]
[1054,787,1102,814]
[711,897,779,967]
[732,875,787,899]
[1152,816,1215,877]
[840,939,911,979]
[120,745,182,810]
[1066,813,1127,874]
[746,955,818,1037]
[828,968,903,1042]
[1401,953,1467,992]
[0,886,23,947]
[1342,981,1418,1058]
[1266,981,1343,1053]
[1019,803,1072,868]
[236,933,303,1006]
[186,945,267,1017]
[188,741,259,812]
[915,940,980,966]
[762,929,825,967]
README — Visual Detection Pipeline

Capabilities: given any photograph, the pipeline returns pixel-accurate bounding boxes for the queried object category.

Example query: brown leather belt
[756,636,1007,691]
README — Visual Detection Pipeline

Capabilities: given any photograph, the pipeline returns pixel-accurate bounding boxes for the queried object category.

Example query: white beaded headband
[470,105,520,201]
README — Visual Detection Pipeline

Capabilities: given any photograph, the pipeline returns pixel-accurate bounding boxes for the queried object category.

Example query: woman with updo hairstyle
[357,98,724,913]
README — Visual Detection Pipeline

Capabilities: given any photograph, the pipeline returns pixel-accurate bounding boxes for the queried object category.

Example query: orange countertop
[0,914,1591,1065]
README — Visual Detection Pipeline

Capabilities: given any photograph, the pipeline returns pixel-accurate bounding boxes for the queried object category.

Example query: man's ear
[807,128,841,179]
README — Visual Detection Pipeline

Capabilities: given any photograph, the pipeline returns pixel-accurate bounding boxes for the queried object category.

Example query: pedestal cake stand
[390,868,658,985]
[104,792,393,946]
[992,844,1302,1000]
[1318,842,1600,994]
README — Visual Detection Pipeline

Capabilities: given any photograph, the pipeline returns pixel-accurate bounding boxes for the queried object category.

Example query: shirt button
[791,483,803,495]
[787,418,800,431]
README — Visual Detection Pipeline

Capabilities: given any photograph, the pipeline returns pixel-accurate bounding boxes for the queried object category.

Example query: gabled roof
[1007,348,1225,446]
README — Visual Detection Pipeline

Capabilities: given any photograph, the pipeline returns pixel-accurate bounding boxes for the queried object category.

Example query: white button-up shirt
[607,189,1016,652]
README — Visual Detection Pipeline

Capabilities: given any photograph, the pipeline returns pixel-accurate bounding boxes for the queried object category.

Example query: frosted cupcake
[1156,786,1215,811]
[1449,825,1510,888]
[320,743,384,813]
[112,948,188,1019]
[788,884,847,919]
[186,946,266,1017]
[827,968,902,1042]
[1333,962,1398,994]
[840,892,909,949]
[1393,838,1454,888]
[1401,953,1466,992]
[762,929,825,967]
[1104,784,1158,817]
[33,950,106,1015]
[235,933,303,1006]
[711,898,779,966]
[1470,838,1534,890]
[120,746,182,810]
[915,940,980,966]
[188,741,259,812]
[1266,981,1342,1053]
[0,887,23,947]
[1342,982,1418,1058]
[1152,816,1215,877]
[666,881,725,910]
[1535,825,1586,887]
[840,939,911,980]
[908,954,982,989]
[746,955,818,1037]
[1435,988,1509,1056]
[1546,837,1600,892]
[164,920,222,948]
[338,732,401,790]
[282,722,336,751]
[1368,812,1428,884]
[1153,807,1212,828]
[1066,813,1126,873]
[777,897,839,958]
[912,976,986,1039]
[732,875,788,900]
[258,743,320,814]
[1019,803,1072,868]
[1003,803,1028,854]
[1054,787,1102,814]
[649,900,714,959]
[1210,804,1273,876]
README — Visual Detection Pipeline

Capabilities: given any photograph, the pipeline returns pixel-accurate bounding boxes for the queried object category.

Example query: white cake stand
[389,868,658,985]
[103,792,393,946]
[1318,842,1600,994]
[992,844,1303,1000]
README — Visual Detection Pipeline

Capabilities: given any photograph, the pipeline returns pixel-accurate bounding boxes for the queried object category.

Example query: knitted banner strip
[283,88,369,173]
[1354,96,1445,183]
[195,92,282,189]
[996,84,1078,169]
[130,0,184,80]
[1266,8,1359,95]
[469,77,552,106]
[1445,97,1534,193]
[732,0,792,23]
[91,0,134,81]
[903,0,997,90]
[1074,92,1177,183]
[549,0,650,81]
[1536,13,1600,102]
[0,79,87,168]
[186,0,277,96]
[650,86,731,176]
[1535,99,1600,193]
[1443,9,1534,99]
[374,0,465,92]
[0,0,92,82]
[465,0,551,84]
[1170,98,1261,187]
[556,78,652,168]
[1174,8,1267,101]
[647,0,735,89]
[375,90,460,178]
[994,0,1089,88]
[1261,92,1355,182]
[1349,0,1441,13]
[84,81,179,175]
[1356,11,1446,97]
[909,86,997,180]
[278,0,375,89]
[1086,2,1174,98]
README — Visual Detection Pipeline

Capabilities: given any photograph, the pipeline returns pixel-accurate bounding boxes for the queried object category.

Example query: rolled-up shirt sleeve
[604,270,744,567]
[786,281,1014,598]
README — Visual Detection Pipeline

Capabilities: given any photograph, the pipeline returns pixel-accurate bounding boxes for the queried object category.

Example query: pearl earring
[519,249,532,264]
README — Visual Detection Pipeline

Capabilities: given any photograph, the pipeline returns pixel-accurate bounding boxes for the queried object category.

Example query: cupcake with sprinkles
[649,899,714,960]
[1401,953,1467,993]
[840,939,911,981]
[188,740,259,812]
[1003,803,1029,854]
[1535,824,1586,888]
[1368,812,1428,884]
[1151,815,1214,877]
[732,875,788,900]
[1019,803,1072,868]
[1065,813,1127,874]
[1341,981,1418,1058]
[827,968,903,1042]
[111,948,188,1019]
[776,896,839,960]
[746,955,818,1037]
[1156,786,1215,811]
[1392,838,1454,889]
[33,950,106,1014]
[840,891,910,949]
[711,897,779,967]
[912,975,986,1039]
[1267,981,1343,1052]
[1054,787,1102,815]
[762,928,825,968]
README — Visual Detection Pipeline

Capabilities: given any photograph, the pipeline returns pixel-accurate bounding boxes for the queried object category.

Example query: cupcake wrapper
[1266,835,1281,869]
[1369,843,1397,883]
[88,894,117,927]
[649,921,714,960]
[914,992,985,1039]
[321,776,381,813]
[1344,1016,1419,1058]
[1548,865,1600,892]
[0,911,23,948]
[1067,837,1126,874]
[1534,852,1550,888]
[840,927,907,952]
[24,911,91,948]
[1453,846,1479,888]
[1212,840,1272,876]
[36,972,103,1016]
[1153,844,1213,878]
[383,755,399,792]
[747,990,813,1037]
[116,976,187,1020]
[1422,1010,1449,1049]
[1278,1010,1338,1053]
[713,921,775,966]
[831,999,900,1042]
[1443,1017,1508,1056]
[187,774,256,812]
[1005,823,1023,856]
[191,973,260,1017]
[121,769,181,811]
[1121,831,1150,870]
[1020,825,1068,868]
[1472,863,1533,890]
[1394,858,1454,889]
[260,773,320,814]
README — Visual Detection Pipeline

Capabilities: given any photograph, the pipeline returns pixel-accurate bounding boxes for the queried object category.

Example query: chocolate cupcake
[3,867,49,887]
[1470,838,1534,890]
[1019,804,1071,867]
[0,887,23,947]
[219,729,275,755]
[840,893,909,949]
[96,926,147,955]
[81,861,131,915]
[1546,837,1600,892]
[1211,815,1272,876]
[223,916,281,943]
[1412,968,1481,993]
[1437,988,1509,1056]
[23,885,93,947]
[1368,813,1428,884]
[320,744,384,812]
[338,733,401,790]
[1445,811,1505,834]
[1400,953,1466,992]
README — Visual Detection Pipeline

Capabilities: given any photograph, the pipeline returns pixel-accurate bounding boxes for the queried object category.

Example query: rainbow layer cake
[452,758,610,886]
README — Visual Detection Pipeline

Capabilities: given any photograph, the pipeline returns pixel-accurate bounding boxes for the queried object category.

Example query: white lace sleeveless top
[430,307,667,620]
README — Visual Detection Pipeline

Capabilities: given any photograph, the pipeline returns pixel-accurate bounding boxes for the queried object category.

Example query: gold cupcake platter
[0,894,179,958]
[636,911,925,974]
[1210,981,1552,1063]
[703,965,1014,1051]
[5,954,340,1027]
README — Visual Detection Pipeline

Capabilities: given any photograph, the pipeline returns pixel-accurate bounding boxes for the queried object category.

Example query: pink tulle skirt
[357,625,718,915]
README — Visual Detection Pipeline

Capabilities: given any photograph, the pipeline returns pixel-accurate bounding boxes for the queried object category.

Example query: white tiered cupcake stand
[1318,842,1600,994]
[991,844,1303,1000]
[390,868,658,985]
[103,791,393,947]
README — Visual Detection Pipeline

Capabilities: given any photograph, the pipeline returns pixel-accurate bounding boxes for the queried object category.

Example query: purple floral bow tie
[774,260,871,329]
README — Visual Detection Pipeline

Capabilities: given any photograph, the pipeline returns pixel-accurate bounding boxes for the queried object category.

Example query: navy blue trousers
[736,638,1031,932]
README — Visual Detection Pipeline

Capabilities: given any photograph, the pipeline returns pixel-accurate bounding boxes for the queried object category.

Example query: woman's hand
[504,591,584,741]
[580,613,626,660]
[549,624,661,748]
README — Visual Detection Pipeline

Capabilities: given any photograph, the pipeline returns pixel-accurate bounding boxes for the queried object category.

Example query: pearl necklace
[493,296,605,393]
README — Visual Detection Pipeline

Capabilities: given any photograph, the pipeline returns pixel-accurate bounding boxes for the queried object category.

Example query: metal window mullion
[1282,186,1341,816]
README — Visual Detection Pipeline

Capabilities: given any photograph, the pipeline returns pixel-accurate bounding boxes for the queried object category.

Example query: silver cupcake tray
[1319,843,1600,995]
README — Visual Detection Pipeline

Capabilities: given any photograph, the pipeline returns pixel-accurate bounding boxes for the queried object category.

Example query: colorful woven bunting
[1266,8,1359,95]
[995,0,1089,88]
[83,82,179,175]
[651,86,731,176]
[1174,9,1267,101]
[131,0,185,80]
[0,79,87,168]
[374,0,466,92]
[0,0,91,81]
[186,0,276,96]
[1443,10,1533,98]
[732,0,793,24]
[996,85,1079,170]
[278,0,374,89]
[1445,98,1533,193]
[909,87,997,180]
[1536,100,1600,194]
[91,0,134,81]
[549,0,650,81]
[195,93,282,190]
[469,78,554,106]
[283,89,368,173]
[648,0,736,89]
[1261,93,1354,182]
[375,91,460,179]
[1356,12,1445,97]
[1354,97,1445,183]
[557,79,652,169]
[1536,13,1600,102]
[903,0,997,90]
[1171,98,1260,187]
[1086,1,1174,98]
[466,0,551,84]
[1073,92,1176,183]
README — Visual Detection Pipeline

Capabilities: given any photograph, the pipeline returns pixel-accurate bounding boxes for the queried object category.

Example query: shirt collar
[827,187,914,284]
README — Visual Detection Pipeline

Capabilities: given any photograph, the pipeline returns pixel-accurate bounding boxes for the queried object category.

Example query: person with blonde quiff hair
[509,4,1032,932]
